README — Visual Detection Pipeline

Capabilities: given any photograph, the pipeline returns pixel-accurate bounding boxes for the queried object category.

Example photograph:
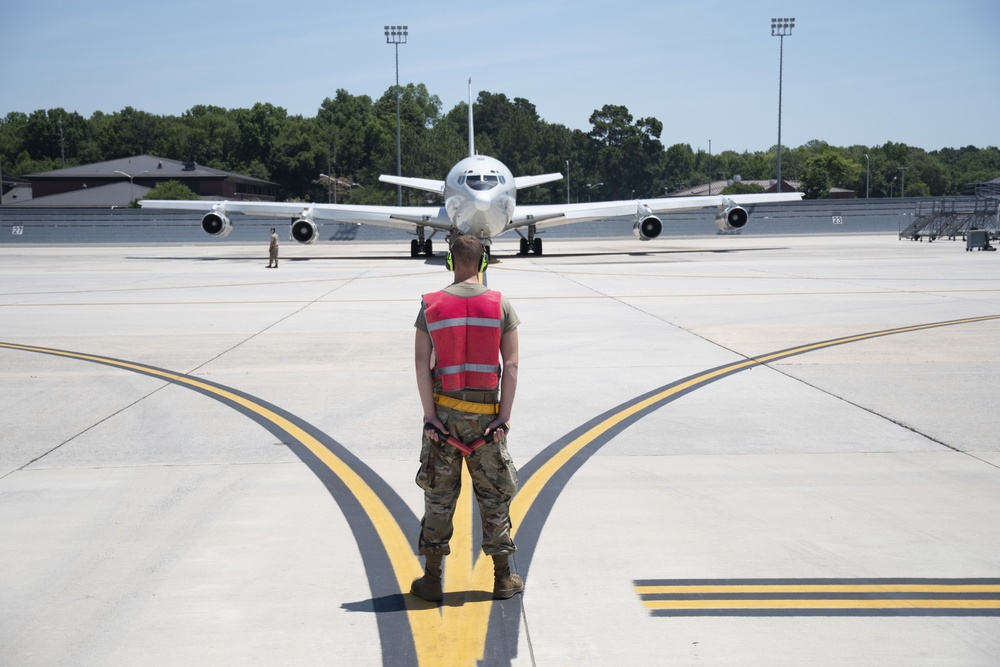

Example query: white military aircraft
[141,81,802,257]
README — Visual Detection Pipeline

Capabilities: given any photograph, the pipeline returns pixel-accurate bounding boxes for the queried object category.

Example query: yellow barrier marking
[643,600,1000,610]
[636,584,1000,594]
[635,580,1000,613]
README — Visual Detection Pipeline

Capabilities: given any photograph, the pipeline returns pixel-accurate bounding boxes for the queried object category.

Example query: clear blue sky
[3,0,999,155]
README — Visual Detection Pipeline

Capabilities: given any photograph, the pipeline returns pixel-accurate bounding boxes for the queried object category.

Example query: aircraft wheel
[519,238,529,255]
[423,239,434,256]
[411,239,420,257]
[533,238,543,255]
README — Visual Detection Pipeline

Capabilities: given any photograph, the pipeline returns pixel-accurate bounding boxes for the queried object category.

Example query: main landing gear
[411,238,434,257]
[411,225,436,257]
[518,237,543,255]
[517,226,543,255]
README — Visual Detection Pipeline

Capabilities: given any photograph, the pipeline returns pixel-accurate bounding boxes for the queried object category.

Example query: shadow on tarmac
[128,246,788,265]
[341,589,495,614]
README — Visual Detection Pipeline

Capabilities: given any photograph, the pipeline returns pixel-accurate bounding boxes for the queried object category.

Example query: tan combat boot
[410,553,444,602]
[492,554,524,599]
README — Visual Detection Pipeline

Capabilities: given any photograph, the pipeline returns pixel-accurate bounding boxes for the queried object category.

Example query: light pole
[771,17,795,194]
[565,160,570,203]
[708,139,712,195]
[900,166,906,198]
[384,25,408,206]
[585,183,603,202]
[319,173,336,204]
[114,169,148,204]
[864,153,870,199]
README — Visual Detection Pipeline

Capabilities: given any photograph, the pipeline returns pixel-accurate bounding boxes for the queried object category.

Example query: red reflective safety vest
[423,290,503,392]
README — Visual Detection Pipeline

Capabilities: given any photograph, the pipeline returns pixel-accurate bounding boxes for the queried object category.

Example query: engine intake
[632,215,662,241]
[291,218,319,244]
[715,206,748,232]
[201,212,232,238]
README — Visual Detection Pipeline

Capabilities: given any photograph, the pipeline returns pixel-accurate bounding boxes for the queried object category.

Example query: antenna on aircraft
[468,78,475,158]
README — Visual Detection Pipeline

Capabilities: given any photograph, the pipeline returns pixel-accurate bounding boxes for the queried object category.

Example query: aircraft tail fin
[468,78,475,158]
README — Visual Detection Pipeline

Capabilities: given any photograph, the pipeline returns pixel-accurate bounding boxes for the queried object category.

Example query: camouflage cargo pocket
[415,435,436,491]
[496,441,518,497]
[474,440,518,500]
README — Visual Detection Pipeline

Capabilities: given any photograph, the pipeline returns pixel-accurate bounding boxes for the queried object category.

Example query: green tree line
[2,84,998,203]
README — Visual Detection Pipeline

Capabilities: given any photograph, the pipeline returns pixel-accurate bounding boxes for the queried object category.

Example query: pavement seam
[0,383,172,481]
[180,271,368,377]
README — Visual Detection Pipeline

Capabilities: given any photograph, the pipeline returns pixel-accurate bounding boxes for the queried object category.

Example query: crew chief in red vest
[412,234,523,601]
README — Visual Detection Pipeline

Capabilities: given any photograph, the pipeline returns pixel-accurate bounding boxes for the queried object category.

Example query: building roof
[671,179,798,197]
[1,173,31,205]
[27,154,276,186]
[1,183,32,206]
[6,181,152,208]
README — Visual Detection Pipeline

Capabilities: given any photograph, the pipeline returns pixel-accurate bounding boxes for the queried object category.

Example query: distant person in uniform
[267,228,279,268]
[411,234,523,602]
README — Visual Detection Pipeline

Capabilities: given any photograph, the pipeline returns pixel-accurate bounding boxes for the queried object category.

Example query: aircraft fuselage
[444,155,516,241]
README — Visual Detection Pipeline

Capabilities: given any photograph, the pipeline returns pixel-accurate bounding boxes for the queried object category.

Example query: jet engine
[715,206,749,232]
[201,212,232,238]
[632,215,663,241]
[291,218,319,244]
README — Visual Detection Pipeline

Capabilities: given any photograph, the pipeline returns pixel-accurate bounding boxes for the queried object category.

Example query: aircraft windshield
[465,174,499,191]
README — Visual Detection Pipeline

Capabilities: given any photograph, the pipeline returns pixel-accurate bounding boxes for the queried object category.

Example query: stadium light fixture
[771,17,795,193]
[385,25,408,206]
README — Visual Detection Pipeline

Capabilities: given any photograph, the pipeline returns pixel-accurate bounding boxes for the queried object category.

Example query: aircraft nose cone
[474,192,491,212]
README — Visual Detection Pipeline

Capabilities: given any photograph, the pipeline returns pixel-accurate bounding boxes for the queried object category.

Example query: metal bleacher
[900,188,1000,242]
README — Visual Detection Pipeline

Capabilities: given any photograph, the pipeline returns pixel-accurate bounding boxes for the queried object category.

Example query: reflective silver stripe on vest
[426,316,501,332]
[433,363,502,377]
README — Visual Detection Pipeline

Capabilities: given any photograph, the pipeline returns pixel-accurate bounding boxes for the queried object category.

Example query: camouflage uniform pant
[415,404,518,556]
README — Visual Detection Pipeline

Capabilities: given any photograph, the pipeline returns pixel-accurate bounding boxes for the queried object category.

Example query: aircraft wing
[378,175,445,195]
[139,199,455,233]
[139,199,304,217]
[510,192,803,230]
[513,173,564,190]
[303,202,452,231]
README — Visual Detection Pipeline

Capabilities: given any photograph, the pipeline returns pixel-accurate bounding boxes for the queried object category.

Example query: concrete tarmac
[1,234,999,666]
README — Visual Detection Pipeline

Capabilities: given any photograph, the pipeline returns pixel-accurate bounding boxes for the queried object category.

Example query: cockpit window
[466,174,499,191]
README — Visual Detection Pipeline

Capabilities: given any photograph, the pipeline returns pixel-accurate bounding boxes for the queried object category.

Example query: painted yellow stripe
[8,312,1000,665]
[636,585,1000,594]
[1,342,503,665]
[511,314,1000,535]
[0,343,446,663]
[437,466,493,664]
[643,599,1000,610]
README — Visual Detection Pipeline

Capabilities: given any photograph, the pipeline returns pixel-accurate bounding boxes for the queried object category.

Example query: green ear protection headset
[446,249,489,272]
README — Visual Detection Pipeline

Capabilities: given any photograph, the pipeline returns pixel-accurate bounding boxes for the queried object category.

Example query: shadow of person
[341,589,495,612]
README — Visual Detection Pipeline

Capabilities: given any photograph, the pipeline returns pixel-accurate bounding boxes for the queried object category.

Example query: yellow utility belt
[433,393,499,415]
